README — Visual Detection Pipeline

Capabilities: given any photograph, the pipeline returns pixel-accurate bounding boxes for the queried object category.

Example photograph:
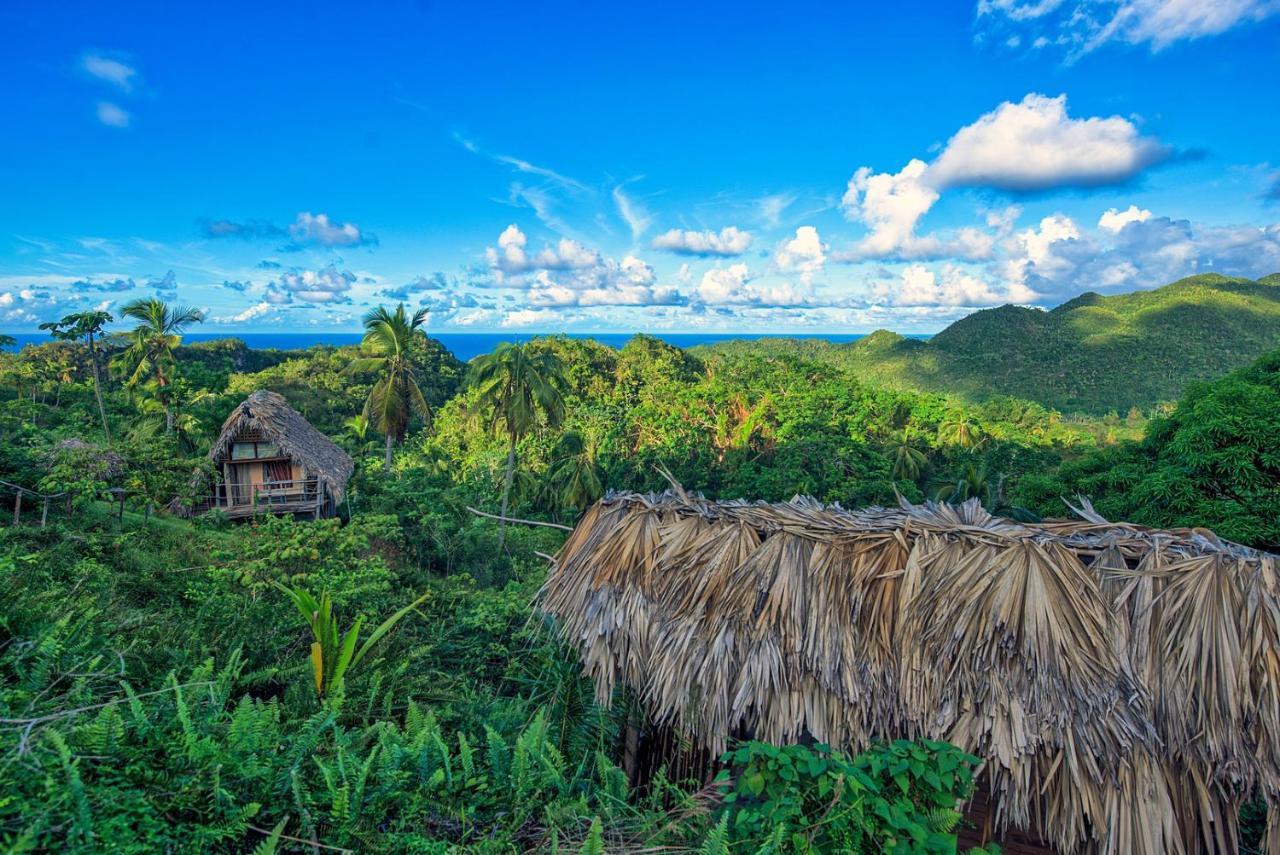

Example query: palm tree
[885,429,928,482]
[545,431,603,514]
[40,310,114,444]
[937,412,981,450]
[469,342,568,549]
[347,304,431,471]
[113,299,203,432]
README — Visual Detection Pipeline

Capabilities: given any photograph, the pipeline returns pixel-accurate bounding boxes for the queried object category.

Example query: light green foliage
[716,740,981,853]
[274,582,430,699]
[754,273,1280,414]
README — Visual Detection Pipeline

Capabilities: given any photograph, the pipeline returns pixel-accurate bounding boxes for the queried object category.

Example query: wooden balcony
[195,477,324,519]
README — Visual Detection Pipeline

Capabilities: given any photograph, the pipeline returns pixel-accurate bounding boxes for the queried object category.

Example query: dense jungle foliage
[2,295,1278,851]
[721,272,1280,415]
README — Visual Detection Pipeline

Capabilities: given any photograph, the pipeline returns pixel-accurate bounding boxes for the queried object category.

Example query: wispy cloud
[81,52,139,92]
[612,184,652,241]
[454,132,590,193]
[96,102,130,128]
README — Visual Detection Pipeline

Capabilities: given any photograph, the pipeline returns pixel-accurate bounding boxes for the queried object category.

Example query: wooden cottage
[191,390,353,520]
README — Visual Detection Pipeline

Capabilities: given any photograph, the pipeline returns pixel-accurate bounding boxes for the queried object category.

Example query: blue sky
[2,0,1278,334]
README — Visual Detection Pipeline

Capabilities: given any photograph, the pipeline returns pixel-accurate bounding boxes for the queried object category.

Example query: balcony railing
[196,478,321,515]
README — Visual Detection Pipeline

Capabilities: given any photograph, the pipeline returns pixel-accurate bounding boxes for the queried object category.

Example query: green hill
[710,273,1280,414]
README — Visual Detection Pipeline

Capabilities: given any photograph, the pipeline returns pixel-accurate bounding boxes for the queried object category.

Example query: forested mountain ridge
[707,273,1280,414]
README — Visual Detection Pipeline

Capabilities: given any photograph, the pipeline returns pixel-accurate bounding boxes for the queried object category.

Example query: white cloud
[979,0,1280,53]
[526,254,681,307]
[265,266,355,304]
[1010,215,1280,299]
[696,264,815,307]
[1098,204,1152,232]
[485,225,599,278]
[288,212,373,248]
[612,186,652,240]
[501,308,557,327]
[96,102,130,128]
[652,226,754,257]
[212,302,273,324]
[842,159,940,256]
[873,263,1032,307]
[927,94,1168,191]
[81,53,138,92]
[774,226,827,284]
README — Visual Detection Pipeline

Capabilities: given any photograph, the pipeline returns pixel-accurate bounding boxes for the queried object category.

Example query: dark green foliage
[1016,348,1280,548]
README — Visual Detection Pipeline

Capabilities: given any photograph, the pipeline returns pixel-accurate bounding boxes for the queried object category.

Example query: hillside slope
[714,273,1280,414]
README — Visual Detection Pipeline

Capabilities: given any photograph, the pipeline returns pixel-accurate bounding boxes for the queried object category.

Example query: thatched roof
[208,390,353,503]
[539,489,1280,854]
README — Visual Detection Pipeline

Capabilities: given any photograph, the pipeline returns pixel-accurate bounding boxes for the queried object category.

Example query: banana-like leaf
[350,591,430,671]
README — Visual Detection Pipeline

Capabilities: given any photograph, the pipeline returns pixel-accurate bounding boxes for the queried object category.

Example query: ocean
[3,331,927,362]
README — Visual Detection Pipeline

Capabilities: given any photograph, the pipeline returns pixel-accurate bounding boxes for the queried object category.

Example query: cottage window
[231,442,256,460]
[256,442,280,458]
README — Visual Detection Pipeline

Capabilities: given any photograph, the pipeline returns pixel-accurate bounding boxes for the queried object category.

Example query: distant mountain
[717,273,1280,414]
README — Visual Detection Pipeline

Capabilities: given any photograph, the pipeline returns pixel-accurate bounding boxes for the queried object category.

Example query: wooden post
[12,489,21,525]
[40,498,49,527]
[222,461,232,508]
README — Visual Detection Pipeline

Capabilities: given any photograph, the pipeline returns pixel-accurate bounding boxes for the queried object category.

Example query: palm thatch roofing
[207,390,354,503]
[539,488,1280,854]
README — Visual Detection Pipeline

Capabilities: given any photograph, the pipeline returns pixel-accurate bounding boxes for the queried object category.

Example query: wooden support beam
[12,490,21,525]
[465,506,573,531]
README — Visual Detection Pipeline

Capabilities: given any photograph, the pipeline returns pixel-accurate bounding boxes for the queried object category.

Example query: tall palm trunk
[384,433,395,472]
[88,334,112,446]
[498,433,517,550]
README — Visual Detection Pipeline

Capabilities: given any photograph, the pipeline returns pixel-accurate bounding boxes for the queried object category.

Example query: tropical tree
[348,304,431,471]
[937,412,981,450]
[544,430,603,514]
[469,342,568,549]
[40,310,114,444]
[885,429,928,483]
[113,299,203,432]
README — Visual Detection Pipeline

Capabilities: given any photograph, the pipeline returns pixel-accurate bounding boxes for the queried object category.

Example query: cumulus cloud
[485,225,598,278]
[651,226,753,257]
[501,308,558,327]
[211,302,273,324]
[527,255,682,307]
[696,264,815,307]
[873,263,1035,307]
[838,163,997,261]
[1098,204,1152,232]
[1002,212,1280,300]
[287,212,375,248]
[264,266,356,304]
[838,94,1166,261]
[774,226,827,284]
[96,102,130,128]
[0,288,68,324]
[147,270,178,297]
[979,0,1279,54]
[927,94,1169,192]
[81,53,138,92]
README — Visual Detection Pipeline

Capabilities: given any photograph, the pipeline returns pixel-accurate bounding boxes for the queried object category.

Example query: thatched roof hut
[539,489,1280,854]
[188,390,353,519]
